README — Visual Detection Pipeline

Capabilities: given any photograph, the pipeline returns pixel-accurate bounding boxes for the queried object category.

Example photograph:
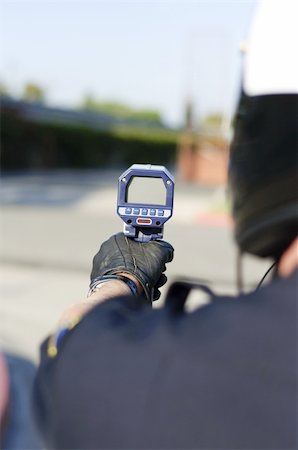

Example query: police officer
[33,1,297,448]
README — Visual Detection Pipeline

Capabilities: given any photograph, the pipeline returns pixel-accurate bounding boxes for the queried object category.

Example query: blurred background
[0,0,270,363]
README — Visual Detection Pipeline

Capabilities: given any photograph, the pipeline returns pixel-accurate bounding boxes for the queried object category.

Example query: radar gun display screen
[117,164,174,242]
[126,176,167,206]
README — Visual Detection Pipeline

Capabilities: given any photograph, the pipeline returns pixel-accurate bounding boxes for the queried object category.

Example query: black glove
[90,233,174,302]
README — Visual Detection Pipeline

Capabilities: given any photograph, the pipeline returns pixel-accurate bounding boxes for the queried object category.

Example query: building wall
[177,133,228,185]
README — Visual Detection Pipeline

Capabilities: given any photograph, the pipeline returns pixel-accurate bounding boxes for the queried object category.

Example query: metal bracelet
[88,274,138,297]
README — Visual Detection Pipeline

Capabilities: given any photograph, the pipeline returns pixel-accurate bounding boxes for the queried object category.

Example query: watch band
[88,275,139,297]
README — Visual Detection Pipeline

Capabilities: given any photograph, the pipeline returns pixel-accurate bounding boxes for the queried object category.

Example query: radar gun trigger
[117,164,174,242]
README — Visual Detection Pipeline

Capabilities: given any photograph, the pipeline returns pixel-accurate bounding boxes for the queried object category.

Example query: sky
[0,0,257,126]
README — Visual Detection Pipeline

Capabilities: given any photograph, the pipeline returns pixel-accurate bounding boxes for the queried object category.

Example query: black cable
[236,250,243,294]
[255,261,278,291]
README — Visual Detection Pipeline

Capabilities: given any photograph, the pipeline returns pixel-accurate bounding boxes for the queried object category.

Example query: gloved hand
[90,233,174,302]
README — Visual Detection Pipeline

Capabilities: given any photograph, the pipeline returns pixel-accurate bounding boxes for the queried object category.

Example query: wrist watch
[88,274,139,297]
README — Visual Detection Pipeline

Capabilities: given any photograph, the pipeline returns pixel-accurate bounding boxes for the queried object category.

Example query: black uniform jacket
[33,272,297,449]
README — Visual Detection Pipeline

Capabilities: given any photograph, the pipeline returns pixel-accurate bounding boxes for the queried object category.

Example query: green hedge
[1,112,178,170]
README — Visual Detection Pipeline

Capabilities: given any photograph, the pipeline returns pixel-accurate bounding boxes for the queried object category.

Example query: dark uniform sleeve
[33,295,163,449]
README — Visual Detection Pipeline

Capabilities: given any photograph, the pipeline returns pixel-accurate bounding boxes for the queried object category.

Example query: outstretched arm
[33,233,174,448]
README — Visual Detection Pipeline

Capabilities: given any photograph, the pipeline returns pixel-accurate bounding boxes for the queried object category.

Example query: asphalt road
[0,170,270,361]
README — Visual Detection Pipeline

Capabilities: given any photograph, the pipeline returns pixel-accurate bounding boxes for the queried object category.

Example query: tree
[0,81,10,97]
[80,95,162,125]
[22,83,45,103]
[131,110,161,124]
[202,113,225,127]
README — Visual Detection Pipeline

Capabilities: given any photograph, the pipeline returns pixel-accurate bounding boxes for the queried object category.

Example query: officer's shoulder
[156,270,297,341]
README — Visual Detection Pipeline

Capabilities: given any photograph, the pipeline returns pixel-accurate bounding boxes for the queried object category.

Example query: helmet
[229,0,298,258]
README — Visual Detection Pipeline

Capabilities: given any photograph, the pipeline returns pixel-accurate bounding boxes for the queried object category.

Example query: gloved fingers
[122,233,174,265]
[152,274,168,301]
[155,240,174,263]
[153,287,161,301]
[156,273,167,288]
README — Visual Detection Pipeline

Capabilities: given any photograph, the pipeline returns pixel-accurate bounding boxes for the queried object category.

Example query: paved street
[0,170,270,361]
